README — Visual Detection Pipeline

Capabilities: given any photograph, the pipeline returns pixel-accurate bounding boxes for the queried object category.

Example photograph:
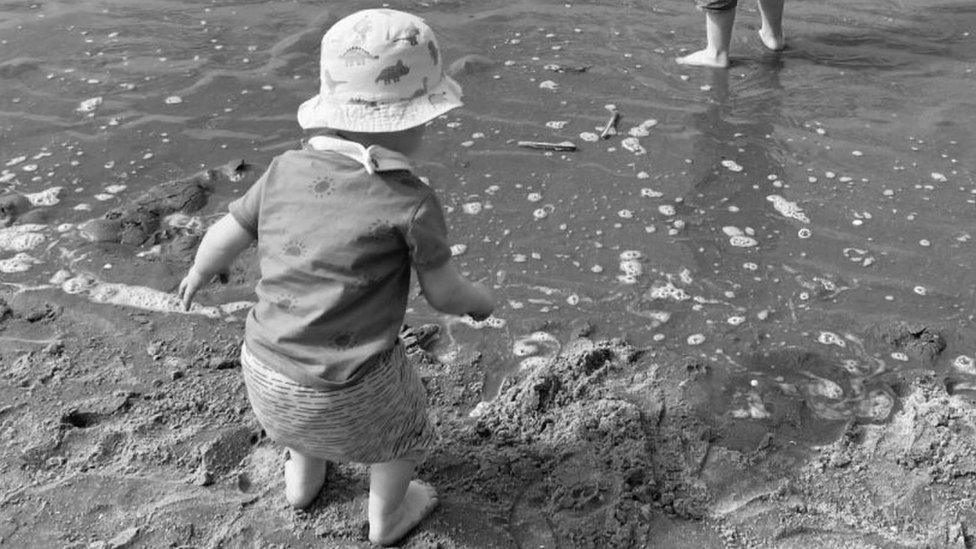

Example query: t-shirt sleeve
[228,161,272,238]
[406,192,452,271]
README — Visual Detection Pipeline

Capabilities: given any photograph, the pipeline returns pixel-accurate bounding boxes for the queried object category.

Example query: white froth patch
[766,194,809,223]
[805,375,844,399]
[722,226,758,247]
[456,315,506,329]
[817,331,846,347]
[513,331,560,370]
[77,96,103,112]
[164,213,204,232]
[627,119,658,137]
[94,193,115,201]
[953,355,976,375]
[731,391,770,419]
[26,187,64,207]
[104,184,127,194]
[721,159,743,172]
[647,280,690,301]
[59,273,252,318]
[0,224,48,252]
[621,137,646,154]
[0,253,41,273]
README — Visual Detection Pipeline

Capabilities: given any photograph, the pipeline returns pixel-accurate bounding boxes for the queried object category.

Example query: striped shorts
[240,343,435,464]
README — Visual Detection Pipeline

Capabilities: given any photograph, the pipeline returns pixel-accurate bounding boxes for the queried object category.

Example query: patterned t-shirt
[229,142,451,390]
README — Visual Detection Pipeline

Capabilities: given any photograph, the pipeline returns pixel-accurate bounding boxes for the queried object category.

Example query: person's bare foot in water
[757,0,786,50]
[284,449,328,509]
[676,48,730,68]
[758,25,786,51]
[675,9,734,68]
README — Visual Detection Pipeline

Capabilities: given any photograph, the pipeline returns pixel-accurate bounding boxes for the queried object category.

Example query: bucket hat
[297,9,463,132]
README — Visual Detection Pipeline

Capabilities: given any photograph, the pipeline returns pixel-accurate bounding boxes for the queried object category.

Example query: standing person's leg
[757,0,786,50]
[676,0,737,68]
[368,459,439,546]
[284,448,328,508]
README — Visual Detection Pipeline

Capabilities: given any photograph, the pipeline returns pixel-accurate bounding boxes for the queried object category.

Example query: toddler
[178,9,493,546]
[676,0,786,68]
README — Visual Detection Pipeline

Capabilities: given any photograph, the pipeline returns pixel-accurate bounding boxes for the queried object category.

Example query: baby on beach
[178,9,493,546]
[676,0,787,68]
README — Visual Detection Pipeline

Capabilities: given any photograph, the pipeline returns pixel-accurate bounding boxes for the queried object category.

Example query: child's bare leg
[284,448,328,509]
[676,8,736,68]
[757,0,786,50]
[368,459,439,546]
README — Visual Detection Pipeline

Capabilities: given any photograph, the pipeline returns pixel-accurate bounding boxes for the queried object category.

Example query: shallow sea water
[1,0,975,424]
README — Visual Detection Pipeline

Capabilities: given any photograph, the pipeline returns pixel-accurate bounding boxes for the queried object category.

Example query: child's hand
[177,267,210,311]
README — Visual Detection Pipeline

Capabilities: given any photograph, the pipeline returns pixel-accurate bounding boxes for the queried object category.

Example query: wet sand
[2,0,976,547]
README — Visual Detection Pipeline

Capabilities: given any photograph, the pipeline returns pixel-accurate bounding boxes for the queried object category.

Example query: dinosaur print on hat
[393,25,421,46]
[427,91,449,106]
[408,77,429,100]
[352,16,372,41]
[376,60,409,84]
[427,41,438,64]
[341,46,379,66]
[320,69,348,95]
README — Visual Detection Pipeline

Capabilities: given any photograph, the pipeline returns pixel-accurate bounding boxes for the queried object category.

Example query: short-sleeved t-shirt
[229,141,451,390]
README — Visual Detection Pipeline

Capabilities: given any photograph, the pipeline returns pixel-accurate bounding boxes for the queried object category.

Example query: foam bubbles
[627,119,658,137]
[721,159,743,172]
[621,137,646,154]
[0,224,47,252]
[805,376,844,399]
[0,253,41,273]
[512,331,560,370]
[456,315,507,329]
[722,226,758,247]
[952,355,976,375]
[817,331,846,347]
[25,187,64,207]
[766,195,809,223]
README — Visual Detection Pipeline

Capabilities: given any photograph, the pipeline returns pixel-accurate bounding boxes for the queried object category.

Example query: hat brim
[297,74,463,132]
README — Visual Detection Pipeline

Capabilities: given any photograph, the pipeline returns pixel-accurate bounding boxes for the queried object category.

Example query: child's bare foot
[369,480,439,546]
[284,449,328,509]
[675,48,730,68]
[758,26,786,51]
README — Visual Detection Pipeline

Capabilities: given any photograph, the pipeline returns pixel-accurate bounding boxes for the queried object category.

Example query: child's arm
[416,260,494,320]
[178,213,255,311]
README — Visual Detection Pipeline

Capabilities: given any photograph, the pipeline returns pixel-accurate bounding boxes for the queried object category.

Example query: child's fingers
[178,278,195,311]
